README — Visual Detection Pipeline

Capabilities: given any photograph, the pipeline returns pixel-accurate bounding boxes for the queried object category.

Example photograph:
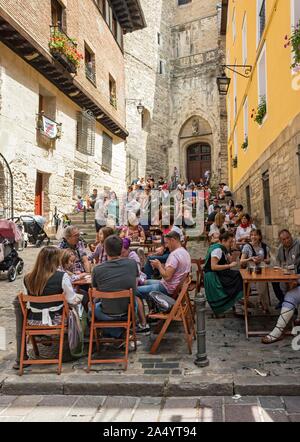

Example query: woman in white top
[235,214,256,246]
[209,212,228,239]
[240,229,271,313]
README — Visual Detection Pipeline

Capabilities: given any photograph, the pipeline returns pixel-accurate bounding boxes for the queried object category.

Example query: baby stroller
[18,215,51,248]
[0,220,24,282]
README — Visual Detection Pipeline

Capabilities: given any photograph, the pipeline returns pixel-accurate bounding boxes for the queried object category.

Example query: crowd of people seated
[12,171,300,370]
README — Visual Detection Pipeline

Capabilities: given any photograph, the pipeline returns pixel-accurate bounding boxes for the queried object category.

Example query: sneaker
[136,324,151,335]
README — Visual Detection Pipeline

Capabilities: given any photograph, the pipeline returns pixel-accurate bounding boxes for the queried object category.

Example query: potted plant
[49,29,83,72]
[251,96,267,125]
[284,21,300,70]
[232,156,238,168]
[241,136,248,151]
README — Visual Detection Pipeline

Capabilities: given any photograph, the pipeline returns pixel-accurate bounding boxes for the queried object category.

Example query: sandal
[261,334,284,344]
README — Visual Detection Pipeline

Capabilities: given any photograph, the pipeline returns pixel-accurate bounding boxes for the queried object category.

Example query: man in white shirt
[208,198,218,215]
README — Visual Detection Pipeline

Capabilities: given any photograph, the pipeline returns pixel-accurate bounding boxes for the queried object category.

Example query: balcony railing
[49,26,83,74]
[36,112,62,140]
[85,63,96,85]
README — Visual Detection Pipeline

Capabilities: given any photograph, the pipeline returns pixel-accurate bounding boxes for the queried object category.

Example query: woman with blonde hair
[209,212,227,238]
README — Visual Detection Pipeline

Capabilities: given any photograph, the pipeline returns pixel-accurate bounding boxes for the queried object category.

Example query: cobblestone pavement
[0,394,300,422]
[1,241,300,378]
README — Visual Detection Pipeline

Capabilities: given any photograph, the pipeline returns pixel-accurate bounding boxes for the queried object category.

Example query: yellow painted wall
[226,0,300,189]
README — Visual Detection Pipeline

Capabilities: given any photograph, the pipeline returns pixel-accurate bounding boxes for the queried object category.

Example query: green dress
[204,243,243,314]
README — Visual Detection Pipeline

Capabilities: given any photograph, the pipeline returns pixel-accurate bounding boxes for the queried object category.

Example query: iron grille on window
[126,154,139,185]
[76,110,95,156]
[259,0,266,39]
[102,132,113,172]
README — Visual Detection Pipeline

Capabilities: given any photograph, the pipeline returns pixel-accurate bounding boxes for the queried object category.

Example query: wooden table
[130,241,162,254]
[73,275,92,286]
[240,268,300,339]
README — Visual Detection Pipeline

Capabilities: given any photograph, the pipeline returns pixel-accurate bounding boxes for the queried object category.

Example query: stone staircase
[67,210,96,242]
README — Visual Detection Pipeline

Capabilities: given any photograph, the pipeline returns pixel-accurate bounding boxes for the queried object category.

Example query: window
[178,0,192,5]
[109,75,117,109]
[233,70,237,119]
[37,87,57,147]
[97,0,106,16]
[262,171,272,225]
[227,96,231,138]
[246,185,251,214]
[257,0,266,44]
[76,110,95,156]
[116,22,123,48]
[141,108,151,132]
[258,44,267,114]
[73,172,89,198]
[291,0,300,27]
[85,45,96,85]
[51,0,64,30]
[243,98,248,142]
[126,154,139,186]
[232,9,236,42]
[242,14,247,64]
[112,14,117,38]
[102,132,113,172]
[159,60,165,75]
[234,129,238,157]
[157,33,161,45]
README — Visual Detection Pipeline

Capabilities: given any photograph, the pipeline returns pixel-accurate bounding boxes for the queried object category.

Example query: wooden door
[35,172,43,216]
[187,143,211,182]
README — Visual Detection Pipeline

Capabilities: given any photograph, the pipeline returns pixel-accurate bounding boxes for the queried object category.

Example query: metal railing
[85,63,96,85]
[49,26,78,73]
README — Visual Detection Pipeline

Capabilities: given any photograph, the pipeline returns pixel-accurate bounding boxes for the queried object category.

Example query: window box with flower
[232,156,238,168]
[284,21,300,71]
[251,96,267,126]
[49,26,83,73]
[241,136,248,151]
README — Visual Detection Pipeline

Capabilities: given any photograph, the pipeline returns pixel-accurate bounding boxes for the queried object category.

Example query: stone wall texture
[0,43,126,224]
[124,0,228,185]
[233,112,300,252]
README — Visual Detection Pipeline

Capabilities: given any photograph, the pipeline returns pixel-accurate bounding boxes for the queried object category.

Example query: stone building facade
[0,0,145,224]
[124,0,227,185]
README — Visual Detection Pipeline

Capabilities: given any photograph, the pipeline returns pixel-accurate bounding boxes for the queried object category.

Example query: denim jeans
[93,301,138,338]
[144,253,170,279]
[136,280,169,301]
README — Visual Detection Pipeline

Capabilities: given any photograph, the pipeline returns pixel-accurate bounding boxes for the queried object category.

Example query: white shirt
[209,223,228,237]
[236,226,252,242]
[211,248,223,260]
[208,204,215,215]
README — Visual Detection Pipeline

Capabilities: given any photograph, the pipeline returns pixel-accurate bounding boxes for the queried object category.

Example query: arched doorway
[0,153,14,219]
[187,143,211,182]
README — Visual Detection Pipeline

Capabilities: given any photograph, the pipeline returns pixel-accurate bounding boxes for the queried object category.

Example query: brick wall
[0,0,125,126]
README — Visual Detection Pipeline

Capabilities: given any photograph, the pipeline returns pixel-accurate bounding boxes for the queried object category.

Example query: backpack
[148,291,175,313]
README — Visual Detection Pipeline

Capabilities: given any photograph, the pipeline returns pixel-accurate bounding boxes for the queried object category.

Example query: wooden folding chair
[148,277,196,355]
[18,292,69,376]
[188,258,205,315]
[87,288,137,371]
[189,258,205,294]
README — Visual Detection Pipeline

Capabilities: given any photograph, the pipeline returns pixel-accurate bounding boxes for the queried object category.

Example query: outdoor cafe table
[130,241,162,254]
[240,268,300,339]
[72,275,92,286]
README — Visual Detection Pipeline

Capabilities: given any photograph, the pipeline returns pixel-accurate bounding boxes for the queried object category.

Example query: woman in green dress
[204,231,243,315]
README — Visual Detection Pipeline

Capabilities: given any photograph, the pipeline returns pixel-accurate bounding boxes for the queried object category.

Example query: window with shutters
[76,110,95,156]
[102,132,113,172]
